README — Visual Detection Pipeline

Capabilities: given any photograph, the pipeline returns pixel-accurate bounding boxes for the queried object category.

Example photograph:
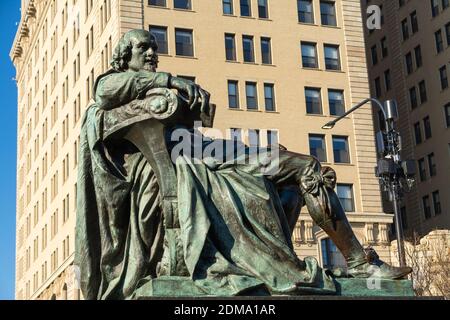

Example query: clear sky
[0,0,21,300]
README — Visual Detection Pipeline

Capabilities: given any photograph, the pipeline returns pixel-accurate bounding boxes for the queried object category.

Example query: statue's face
[127,31,159,72]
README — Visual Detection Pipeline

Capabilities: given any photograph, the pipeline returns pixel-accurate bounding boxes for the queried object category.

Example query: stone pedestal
[133,276,415,298]
[334,278,414,297]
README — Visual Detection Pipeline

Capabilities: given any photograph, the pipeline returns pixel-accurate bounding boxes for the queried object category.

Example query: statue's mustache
[145,55,159,65]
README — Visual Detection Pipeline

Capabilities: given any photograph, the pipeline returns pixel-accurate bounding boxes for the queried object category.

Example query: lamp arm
[323,98,388,129]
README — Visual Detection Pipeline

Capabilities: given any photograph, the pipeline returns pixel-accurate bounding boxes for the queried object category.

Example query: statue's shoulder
[94,69,120,92]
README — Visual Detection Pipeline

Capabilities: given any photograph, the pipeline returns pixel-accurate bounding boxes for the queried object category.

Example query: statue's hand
[169,76,210,112]
[199,88,210,114]
[169,76,198,108]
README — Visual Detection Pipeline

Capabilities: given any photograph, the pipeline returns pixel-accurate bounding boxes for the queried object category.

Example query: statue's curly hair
[111,30,154,72]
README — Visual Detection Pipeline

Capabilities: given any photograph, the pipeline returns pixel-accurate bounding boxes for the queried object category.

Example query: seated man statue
[75,29,412,300]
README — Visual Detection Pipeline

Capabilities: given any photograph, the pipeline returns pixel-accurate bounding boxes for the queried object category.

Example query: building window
[258,0,269,19]
[175,28,193,56]
[264,83,275,111]
[305,87,322,114]
[228,80,239,108]
[245,82,258,110]
[444,0,450,10]
[149,0,166,6]
[371,45,378,65]
[261,37,272,64]
[418,158,427,181]
[333,136,350,163]
[242,35,255,62]
[409,87,418,109]
[432,191,442,215]
[435,30,444,53]
[423,195,432,219]
[86,27,94,61]
[150,26,168,54]
[439,65,449,90]
[401,19,409,40]
[419,80,427,104]
[337,184,355,212]
[230,128,242,143]
[414,122,422,144]
[445,103,450,128]
[328,89,345,116]
[230,128,242,152]
[298,0,314,23]
[321,238,346,269]
[414,45,422,68]
[428,153,437,177]
[381,37,388,58]
[309,134,327,162]
[240,0,251,17]
[405,52,413,74]
[320,1,337,26]
[431,0,440,17]
[225,34,236,61]
[301,42,318,68]
[324,45,340,70]
[248,129,260,147]
[410,11,418,34]
[377,110,386,131]
[375,77,382,98]
[423,116,432,139]
[446,22,450,46]
[267,130,279,147]
[384,69,391,91]
[223,0,233,15]
[174,0,191,10]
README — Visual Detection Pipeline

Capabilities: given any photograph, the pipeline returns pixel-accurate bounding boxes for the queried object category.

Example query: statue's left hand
[169,76,210,113]
[199,88,210,114]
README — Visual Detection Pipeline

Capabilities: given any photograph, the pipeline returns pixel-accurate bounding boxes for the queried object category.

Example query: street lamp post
[322,98,415,267]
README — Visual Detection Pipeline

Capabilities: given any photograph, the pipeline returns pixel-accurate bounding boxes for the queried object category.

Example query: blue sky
[0,0,21,300]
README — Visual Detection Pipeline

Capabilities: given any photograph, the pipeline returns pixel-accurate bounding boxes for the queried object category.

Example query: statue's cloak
[75,71,335,300]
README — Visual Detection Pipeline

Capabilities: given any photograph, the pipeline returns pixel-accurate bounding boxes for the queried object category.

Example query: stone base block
[133,276,415,298]
[334,278,414,297]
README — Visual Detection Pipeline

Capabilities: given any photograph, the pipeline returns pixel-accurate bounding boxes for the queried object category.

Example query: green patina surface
[335,278,414,297]
[133,277,415,298]
[75,29,414,300]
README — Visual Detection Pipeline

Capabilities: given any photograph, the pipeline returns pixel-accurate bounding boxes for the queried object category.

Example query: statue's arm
[95,71,171,110]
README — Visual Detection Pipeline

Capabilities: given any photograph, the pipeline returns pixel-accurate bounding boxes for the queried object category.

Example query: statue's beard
[143,62,157,72]
[144,56,159,72]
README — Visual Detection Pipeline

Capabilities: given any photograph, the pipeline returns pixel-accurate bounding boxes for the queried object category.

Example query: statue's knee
[305,156,322,173]
[299,158,336,196]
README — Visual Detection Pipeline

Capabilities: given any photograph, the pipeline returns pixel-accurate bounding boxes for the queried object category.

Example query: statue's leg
[267,152,366,268]
[278,185,302,235]
[265,150,412,279]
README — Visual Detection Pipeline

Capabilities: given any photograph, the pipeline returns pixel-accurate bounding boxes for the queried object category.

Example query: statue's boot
[302,180,412,280]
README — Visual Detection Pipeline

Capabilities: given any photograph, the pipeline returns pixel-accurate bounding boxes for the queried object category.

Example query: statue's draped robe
[75,70,335,300]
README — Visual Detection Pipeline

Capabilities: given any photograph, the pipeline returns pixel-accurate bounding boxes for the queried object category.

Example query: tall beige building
[362,0,450,237]
[11,0,392,300]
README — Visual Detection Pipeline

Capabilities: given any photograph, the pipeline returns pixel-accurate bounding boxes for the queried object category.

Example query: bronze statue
[75,30,412,300]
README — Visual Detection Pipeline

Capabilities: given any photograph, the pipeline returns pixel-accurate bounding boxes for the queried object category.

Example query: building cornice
[10,0,37,63]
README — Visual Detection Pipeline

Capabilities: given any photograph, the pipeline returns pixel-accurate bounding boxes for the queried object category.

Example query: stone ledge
[133,277,416,299]
[334,278,415,297]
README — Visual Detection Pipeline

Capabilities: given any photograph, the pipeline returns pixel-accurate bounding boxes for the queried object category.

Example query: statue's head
[111,29,159,72]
